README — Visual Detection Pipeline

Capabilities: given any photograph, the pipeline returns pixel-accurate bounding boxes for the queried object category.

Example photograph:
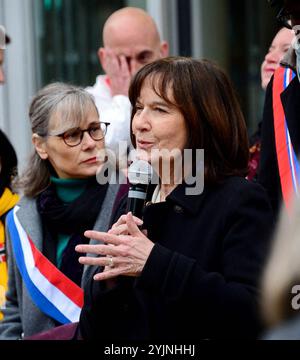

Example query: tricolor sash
[273,66,299,213]
[6,206,83,324]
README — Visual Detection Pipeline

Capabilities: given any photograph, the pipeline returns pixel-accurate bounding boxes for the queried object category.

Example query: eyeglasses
[276,7,300,29]
[47,122,110,147]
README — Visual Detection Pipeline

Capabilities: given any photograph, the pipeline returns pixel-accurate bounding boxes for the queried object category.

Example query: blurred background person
[0,33,19,321]
[261,28,294,91]
[0,83,119,339]
[247,26,294,181]
[0,129,18,321]
[259,0,300,216]
[76,57,273,340]
[86,7,169,167]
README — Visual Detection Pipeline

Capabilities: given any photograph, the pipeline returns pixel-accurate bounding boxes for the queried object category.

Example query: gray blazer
[0,183,120,340]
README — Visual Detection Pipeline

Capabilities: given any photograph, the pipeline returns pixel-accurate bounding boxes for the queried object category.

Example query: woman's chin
[135,148,152,163]
[78,165,99,178]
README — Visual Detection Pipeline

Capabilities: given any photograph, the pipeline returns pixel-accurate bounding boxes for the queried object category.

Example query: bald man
[86,7,169,164]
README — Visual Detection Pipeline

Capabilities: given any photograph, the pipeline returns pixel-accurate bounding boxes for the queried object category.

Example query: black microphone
[126,160,153,219]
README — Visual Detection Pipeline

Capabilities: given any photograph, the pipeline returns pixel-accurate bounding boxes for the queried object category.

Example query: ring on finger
[107,256,114,268]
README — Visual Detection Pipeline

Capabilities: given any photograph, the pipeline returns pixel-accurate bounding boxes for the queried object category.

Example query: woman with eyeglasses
[0,83,120,339]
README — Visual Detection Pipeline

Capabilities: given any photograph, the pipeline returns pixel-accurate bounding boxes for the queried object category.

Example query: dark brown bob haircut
[128,56,249,184]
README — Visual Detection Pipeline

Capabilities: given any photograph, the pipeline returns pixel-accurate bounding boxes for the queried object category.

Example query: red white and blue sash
[273,66,299,212]
[6,206,83,324]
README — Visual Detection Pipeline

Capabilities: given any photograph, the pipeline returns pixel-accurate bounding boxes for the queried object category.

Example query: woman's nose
[132,110,151,132]
[265,48,281,65]
[81,131,96,149]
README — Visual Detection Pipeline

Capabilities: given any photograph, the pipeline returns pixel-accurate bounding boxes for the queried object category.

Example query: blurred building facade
[0,0,279,167]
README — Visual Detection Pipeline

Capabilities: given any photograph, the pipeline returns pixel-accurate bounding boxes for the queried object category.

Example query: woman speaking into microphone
[76,57,274,340]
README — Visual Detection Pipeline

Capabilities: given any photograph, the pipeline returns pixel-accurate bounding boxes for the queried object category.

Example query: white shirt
[86,75,133,164]
[151,185,162,203]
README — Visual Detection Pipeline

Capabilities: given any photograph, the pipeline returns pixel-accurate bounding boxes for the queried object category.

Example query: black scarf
[37,177,108,286]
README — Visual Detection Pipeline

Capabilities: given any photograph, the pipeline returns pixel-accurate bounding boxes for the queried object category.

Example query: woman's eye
[90,126,101,133]
[135,105,143,112]
[64,130,80,140]
[154,107,167,113]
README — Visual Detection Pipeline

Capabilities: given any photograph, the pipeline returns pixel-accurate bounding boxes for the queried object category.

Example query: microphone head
[128,160,153,185]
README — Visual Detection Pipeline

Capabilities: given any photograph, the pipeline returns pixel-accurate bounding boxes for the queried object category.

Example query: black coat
[259,74,300,216]
[79,177,274,340]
